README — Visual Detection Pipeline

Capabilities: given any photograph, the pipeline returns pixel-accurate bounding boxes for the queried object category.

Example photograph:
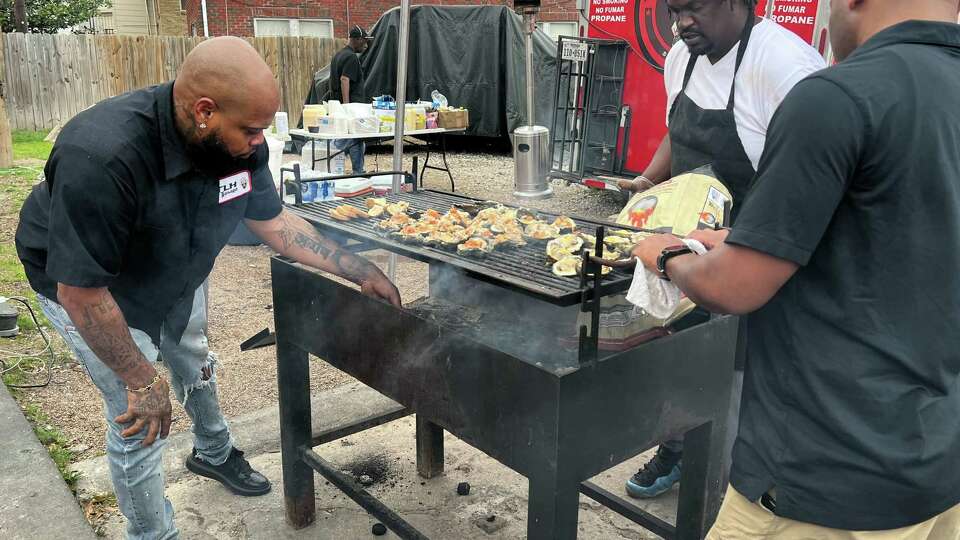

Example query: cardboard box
[438,109,469,129]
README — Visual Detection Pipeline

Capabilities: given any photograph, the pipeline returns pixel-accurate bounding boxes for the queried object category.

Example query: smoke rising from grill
[406,264,582,373]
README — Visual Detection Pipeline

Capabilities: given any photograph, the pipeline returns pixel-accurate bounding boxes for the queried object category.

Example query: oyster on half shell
[552,257,580,277]
[457,237,492,258]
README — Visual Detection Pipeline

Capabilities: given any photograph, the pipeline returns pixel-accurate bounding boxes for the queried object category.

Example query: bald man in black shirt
[16,37,399,539]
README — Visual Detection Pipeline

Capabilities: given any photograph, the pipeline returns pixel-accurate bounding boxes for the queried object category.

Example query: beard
[186,129,254,176]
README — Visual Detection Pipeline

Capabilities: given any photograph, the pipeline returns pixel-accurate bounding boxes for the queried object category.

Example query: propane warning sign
[589,0,629,23]
[768,0,817,42]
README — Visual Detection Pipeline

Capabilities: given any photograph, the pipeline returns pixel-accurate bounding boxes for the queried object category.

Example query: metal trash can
[513,125,552,199]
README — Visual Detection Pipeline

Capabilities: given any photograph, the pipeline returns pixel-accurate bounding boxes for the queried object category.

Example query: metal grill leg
[675,421,723,539]
[416,415,444,479]
[277,338,316,529]
[527,467,580,540]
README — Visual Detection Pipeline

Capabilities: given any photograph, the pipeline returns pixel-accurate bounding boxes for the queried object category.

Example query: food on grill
[393,225,425,244]
[604,236,633,250]
[424,209,442,220]
[329,208,351,221]
[554,234,584,253]
[630,232,650,244]
[476,207,504,222]
[551,254,615,278]
[546,236,585,263]
[414,221,438,235]
[547,243,574,263]
[524,223,561,242]
[388,213,412,226]
[585,247,624,261]
[330,205,369,221]
[338,205,369,219]
[580,260,613,276]
[490,218,521,235]
[453,200,500,216]
[608,228,634,239]
[366,197,387,209]
[517,208,541,226]
[386,201,410,216]
[457,237,492,258]
[552,257,580,277]
[492,233,526,249]
[376,219,401,235]
[448,207,471,225]
[578,233,596,248]
[552,216,576,232]
[367,205,385,218]
[426,231,463,250]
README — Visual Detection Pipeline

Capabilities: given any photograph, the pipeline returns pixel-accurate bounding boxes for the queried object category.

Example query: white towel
[625,239,708,319]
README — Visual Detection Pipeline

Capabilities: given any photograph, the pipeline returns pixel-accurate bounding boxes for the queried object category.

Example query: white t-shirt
[665,18,826,170]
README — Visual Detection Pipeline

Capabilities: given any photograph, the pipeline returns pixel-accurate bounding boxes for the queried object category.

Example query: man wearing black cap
[330,25,373,173]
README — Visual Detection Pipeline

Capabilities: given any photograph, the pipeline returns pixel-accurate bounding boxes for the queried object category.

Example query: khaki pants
[707,486,960,540]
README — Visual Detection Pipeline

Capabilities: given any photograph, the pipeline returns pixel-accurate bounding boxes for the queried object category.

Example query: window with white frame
[540,21,578,41]
[254,18,334,38]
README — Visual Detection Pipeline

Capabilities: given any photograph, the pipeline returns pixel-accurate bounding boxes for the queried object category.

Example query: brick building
[183,0,580,41]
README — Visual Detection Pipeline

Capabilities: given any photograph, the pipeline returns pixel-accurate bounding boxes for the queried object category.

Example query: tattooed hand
[361,275,402,307]
[250,211,403,306]
[115,376,173,446]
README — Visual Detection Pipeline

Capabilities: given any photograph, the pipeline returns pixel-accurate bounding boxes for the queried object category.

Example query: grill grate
[286,190,636,306]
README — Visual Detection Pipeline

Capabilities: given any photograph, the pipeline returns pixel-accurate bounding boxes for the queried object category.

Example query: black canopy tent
[303,5,559,138]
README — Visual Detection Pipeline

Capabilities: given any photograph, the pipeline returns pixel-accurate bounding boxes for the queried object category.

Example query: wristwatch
[656,245,692,281]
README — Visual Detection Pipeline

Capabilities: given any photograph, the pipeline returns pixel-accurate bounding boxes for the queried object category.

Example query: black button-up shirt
[726,21,960,530]
[15,81,282,344]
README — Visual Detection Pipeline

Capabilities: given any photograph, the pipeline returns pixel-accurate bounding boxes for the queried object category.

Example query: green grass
[0,241,26,283]
[11,130,53,161]
[0,129,79,489]
[20,403,82,490]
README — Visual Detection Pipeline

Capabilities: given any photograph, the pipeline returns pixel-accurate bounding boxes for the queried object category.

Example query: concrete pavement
[0,383,96,540]
[72,382,680,539]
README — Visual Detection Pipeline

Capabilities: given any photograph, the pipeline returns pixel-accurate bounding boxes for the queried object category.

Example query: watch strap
[656,245,693,280]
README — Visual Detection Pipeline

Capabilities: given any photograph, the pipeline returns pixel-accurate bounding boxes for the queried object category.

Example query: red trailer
[568,0,832,192]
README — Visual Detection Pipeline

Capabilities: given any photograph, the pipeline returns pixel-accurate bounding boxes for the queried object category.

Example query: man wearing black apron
[621,0,825,499]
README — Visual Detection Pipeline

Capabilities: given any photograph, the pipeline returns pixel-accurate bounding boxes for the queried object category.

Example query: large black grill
[287,189,636,305]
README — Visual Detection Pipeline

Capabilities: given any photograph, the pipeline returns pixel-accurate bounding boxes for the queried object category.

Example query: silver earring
[199,123,207,129]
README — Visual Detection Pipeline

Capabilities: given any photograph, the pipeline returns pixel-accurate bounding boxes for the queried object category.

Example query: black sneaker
[185,447,272,497]
[625,446,682,499]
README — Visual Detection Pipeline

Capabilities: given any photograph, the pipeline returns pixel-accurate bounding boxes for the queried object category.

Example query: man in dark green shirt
[631,0,960,535]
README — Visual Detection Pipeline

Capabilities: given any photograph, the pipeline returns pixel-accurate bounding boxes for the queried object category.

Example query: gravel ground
[15,139,625,458]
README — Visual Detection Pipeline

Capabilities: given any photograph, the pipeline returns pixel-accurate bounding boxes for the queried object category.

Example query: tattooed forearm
[291,230,334,258]
[59,286,154,387]
[328,248,378,284]
[255,210,380,285]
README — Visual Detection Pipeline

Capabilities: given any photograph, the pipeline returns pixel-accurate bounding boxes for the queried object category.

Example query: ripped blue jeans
[37,284,233,540]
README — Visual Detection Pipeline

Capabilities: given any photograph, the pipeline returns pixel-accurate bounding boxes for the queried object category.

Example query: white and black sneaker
[185,447,271,497]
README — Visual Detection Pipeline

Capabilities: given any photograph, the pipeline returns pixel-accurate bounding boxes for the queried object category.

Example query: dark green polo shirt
[726,21,960,530]
[15,81,282,344]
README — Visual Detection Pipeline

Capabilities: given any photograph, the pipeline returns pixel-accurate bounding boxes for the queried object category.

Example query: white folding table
[289,127,466,191]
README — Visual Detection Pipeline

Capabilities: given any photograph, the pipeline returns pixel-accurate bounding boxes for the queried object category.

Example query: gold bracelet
[125,373,163,394]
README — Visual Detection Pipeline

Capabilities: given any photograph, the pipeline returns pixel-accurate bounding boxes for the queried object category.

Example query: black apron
[668,13,757,223]
[669,15,756,373]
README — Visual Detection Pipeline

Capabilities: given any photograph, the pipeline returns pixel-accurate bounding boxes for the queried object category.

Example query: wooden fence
[1,33,346,131]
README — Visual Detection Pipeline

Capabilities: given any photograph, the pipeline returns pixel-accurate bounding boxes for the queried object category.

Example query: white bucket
[274,112,289,140]
[266,135,284,189]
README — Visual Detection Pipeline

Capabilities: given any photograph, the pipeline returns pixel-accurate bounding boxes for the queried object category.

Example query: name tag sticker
[218,170,252,204]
